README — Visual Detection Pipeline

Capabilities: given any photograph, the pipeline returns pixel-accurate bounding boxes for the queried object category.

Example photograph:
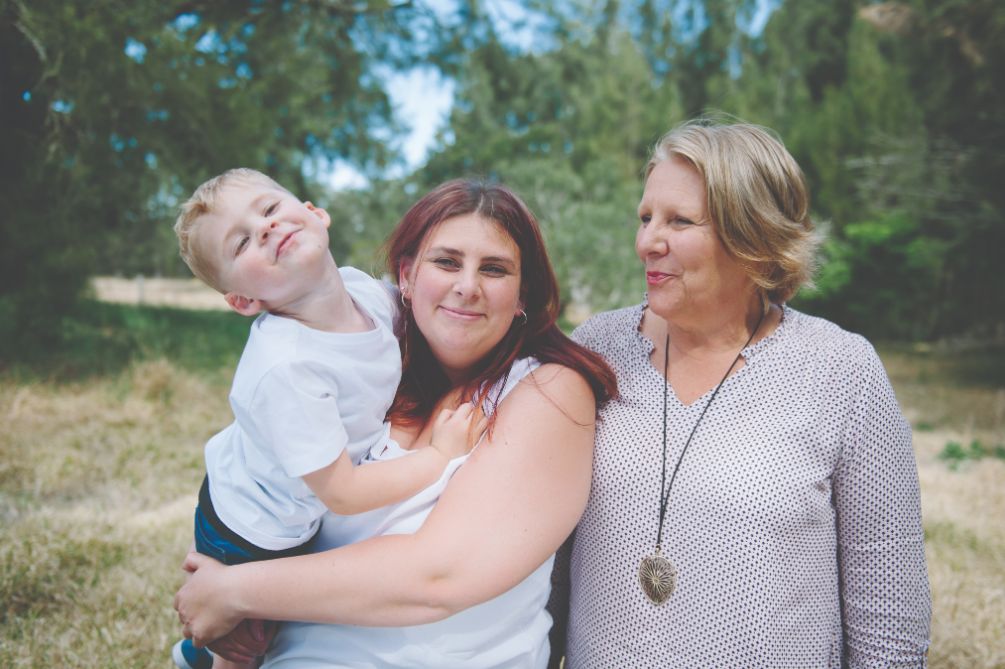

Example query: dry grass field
[881,348,1005,668]
[1,327,1002,667]
[91,276,229,312]
[0,361,229,668]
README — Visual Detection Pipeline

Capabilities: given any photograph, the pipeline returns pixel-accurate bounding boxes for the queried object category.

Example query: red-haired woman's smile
[438,305,483,320]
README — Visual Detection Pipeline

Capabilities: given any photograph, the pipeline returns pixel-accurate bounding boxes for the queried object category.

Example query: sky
[327,0,533,191]
[326,66,455,190]
[326,0,777,191]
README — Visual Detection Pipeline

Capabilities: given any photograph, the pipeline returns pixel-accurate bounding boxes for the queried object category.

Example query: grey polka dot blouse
[557,302,931,668]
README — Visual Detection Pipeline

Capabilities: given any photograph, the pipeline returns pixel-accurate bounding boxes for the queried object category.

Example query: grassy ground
[881,345,1005,668]
[1,304,1003,667]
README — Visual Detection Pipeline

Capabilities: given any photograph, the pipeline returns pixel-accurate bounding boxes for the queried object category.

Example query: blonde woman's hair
[173,168,292,292]
[645,118,819,303]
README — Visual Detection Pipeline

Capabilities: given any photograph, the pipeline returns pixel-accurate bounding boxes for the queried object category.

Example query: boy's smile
[276,229,300,260]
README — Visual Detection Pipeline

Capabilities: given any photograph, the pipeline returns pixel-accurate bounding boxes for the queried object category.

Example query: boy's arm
[302,404,485,515]
[302,448,445,515]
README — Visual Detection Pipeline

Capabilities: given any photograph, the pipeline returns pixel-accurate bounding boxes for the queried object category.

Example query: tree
[713,0,1005,338]
[410,5,682,315]
[0,0,452,356]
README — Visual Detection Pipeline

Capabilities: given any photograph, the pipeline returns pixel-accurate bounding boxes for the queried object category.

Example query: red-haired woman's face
[400,213,523,384]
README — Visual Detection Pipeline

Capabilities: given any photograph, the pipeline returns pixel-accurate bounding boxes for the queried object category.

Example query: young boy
[170,169,481,669]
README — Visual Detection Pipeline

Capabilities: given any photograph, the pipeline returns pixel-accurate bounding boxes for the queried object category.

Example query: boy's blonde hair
[174,168,292,292]
[645,118,820,303]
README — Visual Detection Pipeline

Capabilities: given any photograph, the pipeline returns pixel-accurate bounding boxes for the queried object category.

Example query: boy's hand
[208,618,275,664]
[430,402,488,461]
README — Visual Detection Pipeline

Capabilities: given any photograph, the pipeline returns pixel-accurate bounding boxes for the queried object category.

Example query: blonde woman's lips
[646,271,671,286]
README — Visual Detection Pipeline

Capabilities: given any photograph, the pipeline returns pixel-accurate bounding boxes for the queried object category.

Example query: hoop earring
[400,292,410,309]
[515,309,528,326]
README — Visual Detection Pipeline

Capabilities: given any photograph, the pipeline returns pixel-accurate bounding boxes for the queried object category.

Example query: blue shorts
[194,476,317,566]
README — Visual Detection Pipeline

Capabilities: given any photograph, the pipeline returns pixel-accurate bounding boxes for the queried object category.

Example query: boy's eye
[236,236,249,255]
[639,213,651,226]
[264,202,278,216]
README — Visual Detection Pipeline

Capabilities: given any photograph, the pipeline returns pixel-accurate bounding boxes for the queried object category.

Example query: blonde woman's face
[636,156,753,323]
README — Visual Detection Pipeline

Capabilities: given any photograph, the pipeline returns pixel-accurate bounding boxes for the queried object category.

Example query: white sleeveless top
[263,358,553,669]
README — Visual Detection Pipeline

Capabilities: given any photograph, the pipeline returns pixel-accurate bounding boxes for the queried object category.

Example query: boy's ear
[304,201,331,228]
[225,292,264,317]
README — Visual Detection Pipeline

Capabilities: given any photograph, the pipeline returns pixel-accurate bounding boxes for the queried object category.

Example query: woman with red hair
[174,179,617,668]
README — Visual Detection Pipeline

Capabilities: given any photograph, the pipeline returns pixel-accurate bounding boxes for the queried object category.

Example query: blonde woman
[549,119,931,667]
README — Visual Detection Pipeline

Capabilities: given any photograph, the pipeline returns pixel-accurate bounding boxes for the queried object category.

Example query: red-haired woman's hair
[385,178,617,427]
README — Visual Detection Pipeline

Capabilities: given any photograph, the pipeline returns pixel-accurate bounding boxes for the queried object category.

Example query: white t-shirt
[263,358,554,669]
[205,266,401,551]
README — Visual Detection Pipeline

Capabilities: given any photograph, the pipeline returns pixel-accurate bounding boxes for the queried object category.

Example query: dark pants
[193,476,316,565]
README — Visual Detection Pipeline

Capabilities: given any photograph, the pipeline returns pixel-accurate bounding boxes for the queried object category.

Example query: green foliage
[1,0,453,349]
[796,211,946,339]
[400,14,680,313]
[749,0,1005,338]
[409,0,1004,337]
[938,439,1005,470]
[326,178,421,275]
[488,157,642,312]
[2,300,250,380]
[4,0,1004,348]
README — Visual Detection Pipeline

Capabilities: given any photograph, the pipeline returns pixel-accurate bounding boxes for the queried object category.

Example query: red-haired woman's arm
[175,364,595,645]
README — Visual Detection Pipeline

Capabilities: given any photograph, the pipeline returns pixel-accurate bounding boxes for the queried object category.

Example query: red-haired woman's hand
[174,551,245,648]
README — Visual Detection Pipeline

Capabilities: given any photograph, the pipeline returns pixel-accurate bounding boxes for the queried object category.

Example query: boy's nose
[259,220,279,243]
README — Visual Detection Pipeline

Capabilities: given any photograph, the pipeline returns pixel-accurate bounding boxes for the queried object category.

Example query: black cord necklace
[639,308,766,605]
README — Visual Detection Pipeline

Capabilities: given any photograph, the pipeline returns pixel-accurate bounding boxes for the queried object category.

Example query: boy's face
[192,183,333,315]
